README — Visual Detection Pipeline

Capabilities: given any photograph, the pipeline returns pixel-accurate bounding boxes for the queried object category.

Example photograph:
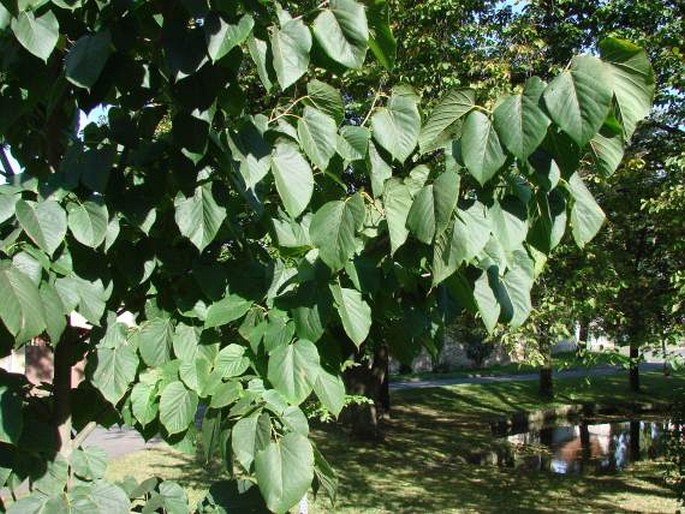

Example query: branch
[0,145,16,177]
[72,421,97,449]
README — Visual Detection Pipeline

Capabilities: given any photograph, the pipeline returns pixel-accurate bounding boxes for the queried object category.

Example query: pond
[476,418,670,475]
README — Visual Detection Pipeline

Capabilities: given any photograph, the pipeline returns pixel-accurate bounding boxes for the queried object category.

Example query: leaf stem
[360,191,385,215]
[361,84,385,127]
[269,96,310,124]
[292,1,329,22]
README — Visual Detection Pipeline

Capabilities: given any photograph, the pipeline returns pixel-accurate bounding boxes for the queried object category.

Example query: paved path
[389,362,663,390]
[83,426,161,459]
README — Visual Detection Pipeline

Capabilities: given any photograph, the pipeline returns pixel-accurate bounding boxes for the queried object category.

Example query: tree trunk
[539,338,554,399]
[579,422,591,471]
[373,345,390,417]
[341,344,390,440]
[576,321,589,358]
[629,340,640,393]
[630,420,641,462]
[53,326,77,458]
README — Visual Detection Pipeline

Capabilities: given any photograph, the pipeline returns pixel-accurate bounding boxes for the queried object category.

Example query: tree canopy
[0,0,654,512]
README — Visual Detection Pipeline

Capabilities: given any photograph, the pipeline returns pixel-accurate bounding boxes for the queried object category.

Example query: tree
[498,0,684,392]
[0,1,652,512]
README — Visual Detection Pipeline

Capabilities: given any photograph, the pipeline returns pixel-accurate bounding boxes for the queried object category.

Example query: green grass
[391,350,623,383]
[107,371,684,512]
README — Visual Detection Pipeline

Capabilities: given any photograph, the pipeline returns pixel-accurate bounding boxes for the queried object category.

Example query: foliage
[0,1,653,512]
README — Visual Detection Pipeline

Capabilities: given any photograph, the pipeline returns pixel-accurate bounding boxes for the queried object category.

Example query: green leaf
[215,344,250,378]
[255,432,314,514]
[310,194,365,270]
[270,17,312,90]
[474,267,508,333]
[0,385,22,445]
[371,86,420,163]
[40,282,67,343]
[366,141,392,197]
[433,169,460,237]
[272,215,311,249]
[366,0,396,70]
[461,111,507,186]
[542,55,612,147]
[11,10,59,62]
[159,381,198,435]
[267,339,320,405]
[330,284,371,347]
[312,369,345,417]
[337,126,370,161]
[71,446,108,481]
[210,380,242,409]
[599,37,655,139]
[91,342,139,406]
[205,294,253,329]
[382,178,412,254]
[307,80,345,124]
[130,381,159,427]
[501,251,534,328]
[67,198,109,248]
[15,199,67,256]
[312,0,369,69]
[133,318,174,367]
[232,412,268,471]
[297,107,337,170]
[204,13,254,63]
[247,36,274,92]
[33,455,69,495]
[174,183,227,252]
[69,480,130,514]
[589,130,625,177]
[271,142,314,218]
[419,89,475,154]
[0,192,18,224]
[493,77,550,160]
[65,31,112,90]
[406,185,435,244]
[172,323,200,361]
[566,173,605,248]
[0,262,46,342]
[488,197,528,252]
[451,202,491,265]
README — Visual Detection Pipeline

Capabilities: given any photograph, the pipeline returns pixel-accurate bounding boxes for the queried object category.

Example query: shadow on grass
[108,372,683,513]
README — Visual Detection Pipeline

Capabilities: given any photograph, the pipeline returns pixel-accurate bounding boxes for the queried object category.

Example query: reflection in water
[495,420,665,475]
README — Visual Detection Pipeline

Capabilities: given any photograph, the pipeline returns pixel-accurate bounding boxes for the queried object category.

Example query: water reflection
[492,419,665,475]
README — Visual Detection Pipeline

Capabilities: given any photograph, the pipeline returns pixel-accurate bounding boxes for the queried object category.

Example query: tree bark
[629,340,640,393]
[630,420,641,462]
[539,337,554,399]
[579,422,591,471]
[53,325,77,458]
[341,344,390,440]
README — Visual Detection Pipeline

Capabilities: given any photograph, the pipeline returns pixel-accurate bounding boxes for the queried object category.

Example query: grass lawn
[107,370,684,512]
